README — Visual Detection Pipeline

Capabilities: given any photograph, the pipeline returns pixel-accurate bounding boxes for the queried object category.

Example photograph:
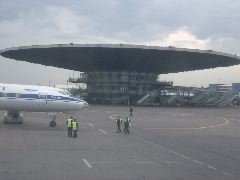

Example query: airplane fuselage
[0,83,87,112]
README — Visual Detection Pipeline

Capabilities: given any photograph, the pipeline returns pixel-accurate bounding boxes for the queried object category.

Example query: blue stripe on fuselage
[0,93,81,102]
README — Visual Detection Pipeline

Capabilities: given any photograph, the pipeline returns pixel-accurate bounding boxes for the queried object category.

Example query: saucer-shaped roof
[1,44,239,74]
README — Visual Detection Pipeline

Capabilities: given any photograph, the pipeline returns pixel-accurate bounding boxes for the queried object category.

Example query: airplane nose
[83,100,89,107]
[80,100,88,109]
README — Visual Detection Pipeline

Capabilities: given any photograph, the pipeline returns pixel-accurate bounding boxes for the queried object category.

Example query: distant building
[209,84,232,92]
[209,84,222,91]
[232,83,240,92]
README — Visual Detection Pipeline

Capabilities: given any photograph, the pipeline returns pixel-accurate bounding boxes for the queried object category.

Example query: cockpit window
[58,90,66,95]
[63,90,71,96]
[58,90,71,96]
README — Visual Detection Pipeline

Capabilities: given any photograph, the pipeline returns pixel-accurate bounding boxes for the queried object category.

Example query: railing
[137,90,158,105]
[69,77,87,83]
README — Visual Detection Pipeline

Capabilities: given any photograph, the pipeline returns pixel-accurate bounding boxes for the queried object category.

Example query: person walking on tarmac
[66,116,73,137]
[124,116,131,135]
[72,119,79,138]
[116,115,122,133]
[130,107,133,117]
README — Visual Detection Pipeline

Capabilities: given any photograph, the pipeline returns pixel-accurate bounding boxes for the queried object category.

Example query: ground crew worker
[130,107,133,117]
[129,117,132,128]
[66,116,73,137]
[72,119,79,138]
[124,116,131,134]
[116,115,122,133]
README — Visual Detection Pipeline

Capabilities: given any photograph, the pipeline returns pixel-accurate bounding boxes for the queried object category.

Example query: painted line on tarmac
[193,160,203,165]
[214,118,229,127]
[98,128,107,134]
[144,118,230,130]
[83,158,92,168]
[134,135,235,177]
[223,171,234,177]
[144,127,200,130]
[207,165,217,170]
[134,136,192,160]
[89,123,95,127]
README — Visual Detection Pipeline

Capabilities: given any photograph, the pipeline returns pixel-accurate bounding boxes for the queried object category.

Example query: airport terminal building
[1,44,240,105]
[69,71,172,104]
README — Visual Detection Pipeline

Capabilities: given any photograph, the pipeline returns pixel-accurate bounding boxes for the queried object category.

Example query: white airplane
[0,83,88,127]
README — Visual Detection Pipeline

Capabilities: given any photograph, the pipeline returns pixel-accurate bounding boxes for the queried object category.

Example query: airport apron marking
[134,135,235,177]
[144,118,230,130]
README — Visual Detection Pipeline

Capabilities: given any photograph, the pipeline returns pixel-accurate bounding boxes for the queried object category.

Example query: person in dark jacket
[130,107,133,117]
[124,117,131,135]
[116,116,122,133]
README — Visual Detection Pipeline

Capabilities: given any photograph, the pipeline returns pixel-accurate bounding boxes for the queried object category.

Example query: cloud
[0,0,240,86]
[0,1,239,53]
[145,27,209,49]
[0,6,90,48]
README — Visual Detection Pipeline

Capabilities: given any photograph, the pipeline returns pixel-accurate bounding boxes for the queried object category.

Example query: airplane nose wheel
[49,121,56,127]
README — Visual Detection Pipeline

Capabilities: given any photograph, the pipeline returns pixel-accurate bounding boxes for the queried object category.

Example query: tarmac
[0,105,240,180]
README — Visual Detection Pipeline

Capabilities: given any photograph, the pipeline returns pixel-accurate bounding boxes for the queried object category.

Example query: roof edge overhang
[1,43,240,60]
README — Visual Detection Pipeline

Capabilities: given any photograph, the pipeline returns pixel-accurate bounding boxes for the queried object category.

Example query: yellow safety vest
[67,119,72,127]
[128,118,132,127]
[72,121,77,130]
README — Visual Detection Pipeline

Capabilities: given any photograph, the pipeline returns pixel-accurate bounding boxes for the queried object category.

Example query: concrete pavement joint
[83,109,95,113]
[91,161,120,164]
[161,161,182,165]
[90,161,153,165]
[136,162,153,164]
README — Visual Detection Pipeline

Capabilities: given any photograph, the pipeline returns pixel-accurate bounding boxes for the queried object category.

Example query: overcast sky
[0,0,240,87]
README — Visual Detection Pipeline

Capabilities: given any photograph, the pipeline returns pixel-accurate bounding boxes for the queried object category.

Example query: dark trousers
[124,126,129,134]
[73,130,77,138]
[117,125,121,133]
[68,127,72,137]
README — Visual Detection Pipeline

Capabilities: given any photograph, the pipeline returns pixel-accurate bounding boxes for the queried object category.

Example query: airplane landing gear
[4,111,23,124]
[49,115,56,127]
[49,121,56,127]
